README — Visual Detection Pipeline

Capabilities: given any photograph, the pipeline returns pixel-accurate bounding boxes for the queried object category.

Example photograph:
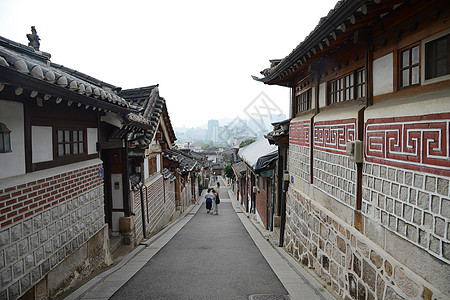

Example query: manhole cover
[248,294,290,300]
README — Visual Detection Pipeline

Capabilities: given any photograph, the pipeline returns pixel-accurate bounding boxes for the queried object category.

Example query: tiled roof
[163,148,200,173]
[120,86,176,149]
[265,118,290,142]
[232,161,247,177]
[0,36,130,111]
[253,0,385,84]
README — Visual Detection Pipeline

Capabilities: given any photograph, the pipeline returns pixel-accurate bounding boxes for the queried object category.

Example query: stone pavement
[65,178,336,300]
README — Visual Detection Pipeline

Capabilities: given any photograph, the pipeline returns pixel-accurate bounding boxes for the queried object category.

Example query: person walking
[205,188,213,213]
[211,188,217,215]
[213,182,220,215]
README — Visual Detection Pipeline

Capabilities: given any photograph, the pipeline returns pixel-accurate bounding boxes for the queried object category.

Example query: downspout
[139,164,147,239]
[270,169,275,232]
[279,165,289,247]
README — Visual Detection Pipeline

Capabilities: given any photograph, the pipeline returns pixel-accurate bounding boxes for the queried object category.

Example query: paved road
[110,183,288,299]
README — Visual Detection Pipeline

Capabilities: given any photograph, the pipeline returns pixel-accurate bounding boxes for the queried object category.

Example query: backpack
[215,194,220,204]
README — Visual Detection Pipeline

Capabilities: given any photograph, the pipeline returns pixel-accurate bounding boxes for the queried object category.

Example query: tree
[223,163,235,180]
[239,138,255,148]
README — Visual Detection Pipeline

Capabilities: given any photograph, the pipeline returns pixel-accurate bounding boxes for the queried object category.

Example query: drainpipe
[270,169,275,232]
[279,170,290,247]
[139,164,147,239]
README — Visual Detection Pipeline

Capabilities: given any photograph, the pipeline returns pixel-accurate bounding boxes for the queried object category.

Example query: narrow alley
[65,178,335,300]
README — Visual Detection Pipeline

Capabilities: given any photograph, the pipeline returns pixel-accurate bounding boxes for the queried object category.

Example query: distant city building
[207,119,219,143]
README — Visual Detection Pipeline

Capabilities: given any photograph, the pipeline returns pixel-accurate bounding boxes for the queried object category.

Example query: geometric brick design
[365,113,450,177]
[314,118,357,155]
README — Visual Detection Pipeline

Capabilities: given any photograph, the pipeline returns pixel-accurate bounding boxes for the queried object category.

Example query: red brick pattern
[0,164,103,228]
[290,121,311,146]
[365,113,450,176]
[314,118,357,154]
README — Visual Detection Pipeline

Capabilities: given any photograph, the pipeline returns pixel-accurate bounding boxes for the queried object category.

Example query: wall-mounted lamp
[0,122,11,153]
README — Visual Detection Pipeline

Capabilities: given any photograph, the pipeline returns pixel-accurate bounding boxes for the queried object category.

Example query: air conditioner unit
[346,140,364,163]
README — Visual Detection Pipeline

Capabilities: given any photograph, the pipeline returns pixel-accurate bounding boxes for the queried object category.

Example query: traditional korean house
[0,33,132,299]
[254,0,450,299]
[163,148,200,212]
[231,160,247,205]
[238,138,278,229]
[116,85,177,244]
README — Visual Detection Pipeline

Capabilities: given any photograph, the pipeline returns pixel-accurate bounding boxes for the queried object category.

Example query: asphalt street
[109,185,288,300]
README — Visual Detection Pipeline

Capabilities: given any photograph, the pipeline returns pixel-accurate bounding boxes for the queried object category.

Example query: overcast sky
[0,0,337,128]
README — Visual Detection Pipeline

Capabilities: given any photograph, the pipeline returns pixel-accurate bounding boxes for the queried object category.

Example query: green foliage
[201,143,219,151]
[223,163,235,179]
[239,138,256,148]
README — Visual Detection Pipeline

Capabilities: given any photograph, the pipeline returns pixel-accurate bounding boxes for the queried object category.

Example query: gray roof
[0,36,130,112]
[238,138,278,170]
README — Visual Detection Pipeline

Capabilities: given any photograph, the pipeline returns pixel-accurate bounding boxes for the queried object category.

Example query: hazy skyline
[0,0,338,128]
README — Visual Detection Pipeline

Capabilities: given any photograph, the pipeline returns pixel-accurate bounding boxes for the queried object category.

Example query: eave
[253,0,410,86]
[0,65,132,114]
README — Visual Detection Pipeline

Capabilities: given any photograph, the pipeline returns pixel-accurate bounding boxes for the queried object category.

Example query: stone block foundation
[284,186,448,300]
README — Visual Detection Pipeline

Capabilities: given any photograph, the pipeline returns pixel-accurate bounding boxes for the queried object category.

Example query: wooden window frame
[148,155,158,177]
[425,33,450,80]
[398,42,421,89]
[56,128,87,157]
[294,77,312,116]
[327,68,365,106]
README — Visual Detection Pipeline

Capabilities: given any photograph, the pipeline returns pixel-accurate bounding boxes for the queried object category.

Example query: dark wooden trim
[32,153,99,171]
[24,104,32,173]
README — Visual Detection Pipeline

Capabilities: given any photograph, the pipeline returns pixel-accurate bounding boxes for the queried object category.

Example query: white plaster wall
[373,53,394,96]
[311,86,316,110]
[157,154,161,172]
[144,158,149,179]
[318,82,326,108]
[87,128,98,155]
[0,100,25,179]
[364,89,450,121]
[32,126,53,163]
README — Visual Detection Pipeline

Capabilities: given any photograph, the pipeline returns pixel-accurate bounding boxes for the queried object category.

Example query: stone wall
[0,159,108,299]
[132,190,143,245]
[289,120,311,183]
[163,179,176,223]
[284,187,447,299]
[144,174,165,235]
[313,118,358,209]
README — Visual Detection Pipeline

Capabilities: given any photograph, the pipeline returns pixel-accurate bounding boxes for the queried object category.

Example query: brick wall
[0,159,106,299]
[132,190,143,245]
[144,174,165,235]
[289,121,311,183]
[255,178,268,229]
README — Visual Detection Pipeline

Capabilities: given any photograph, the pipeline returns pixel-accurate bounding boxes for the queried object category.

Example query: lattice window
[399,44,420,88]
[295,89,312,115]
[328,69,365,105]
[294,77,312,116]
[56,129,85,157]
